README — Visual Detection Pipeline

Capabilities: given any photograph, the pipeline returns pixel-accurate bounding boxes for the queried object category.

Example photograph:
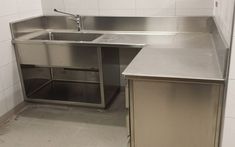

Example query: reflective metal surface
[123,47,223,82]
[29,81,101,104]
[81,16,211,32]
[31,32,103,42]
[211,21,230,77]
[10,15,213,40]
[100,47,120,105]
[129,79,223,147]
[10,16,78,38]
[16,44,99,69]
[10,16,228,109]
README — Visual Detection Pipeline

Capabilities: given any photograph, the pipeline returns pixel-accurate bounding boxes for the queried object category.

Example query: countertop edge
[123,74,225,84]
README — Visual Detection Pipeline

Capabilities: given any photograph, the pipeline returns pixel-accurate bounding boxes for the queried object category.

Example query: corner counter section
[123,46,224,82]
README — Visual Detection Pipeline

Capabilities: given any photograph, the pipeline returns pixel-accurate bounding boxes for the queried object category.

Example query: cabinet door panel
[131,80,221,147]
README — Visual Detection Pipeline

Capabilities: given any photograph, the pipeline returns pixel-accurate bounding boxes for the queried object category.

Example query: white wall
[42,0,214,16]
[0,0,42,117]
[223,29,235,147]
[214,0,235,44]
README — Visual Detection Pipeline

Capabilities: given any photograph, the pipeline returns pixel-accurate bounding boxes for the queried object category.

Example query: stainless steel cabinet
[15,43,120,108]
[127,79,223,147]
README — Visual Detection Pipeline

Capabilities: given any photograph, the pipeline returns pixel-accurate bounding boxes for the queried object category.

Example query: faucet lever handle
[54,9,81,31]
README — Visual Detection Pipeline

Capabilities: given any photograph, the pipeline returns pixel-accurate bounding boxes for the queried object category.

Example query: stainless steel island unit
[123,21,228,147]
[123,47,226,147]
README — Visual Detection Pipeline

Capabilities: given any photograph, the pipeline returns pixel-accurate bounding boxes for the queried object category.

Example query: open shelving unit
[18,46,120,108]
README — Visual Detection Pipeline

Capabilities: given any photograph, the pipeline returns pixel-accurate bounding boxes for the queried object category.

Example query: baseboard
[0,102,27,125]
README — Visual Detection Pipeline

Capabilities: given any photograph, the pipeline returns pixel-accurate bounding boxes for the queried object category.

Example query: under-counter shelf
[18,46,120,108]
[28,80,101,104]
[22,66,102,105]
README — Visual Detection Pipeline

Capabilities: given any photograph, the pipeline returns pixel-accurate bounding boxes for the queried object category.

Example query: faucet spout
[54,9,81,31]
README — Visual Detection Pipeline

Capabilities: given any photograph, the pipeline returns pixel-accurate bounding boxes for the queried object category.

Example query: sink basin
[31,32,102,42]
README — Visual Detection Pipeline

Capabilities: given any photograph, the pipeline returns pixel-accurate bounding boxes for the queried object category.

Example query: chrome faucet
[54,9,81,31]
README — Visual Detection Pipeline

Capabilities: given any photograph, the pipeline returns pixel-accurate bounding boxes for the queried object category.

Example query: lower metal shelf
[26,80,101,104]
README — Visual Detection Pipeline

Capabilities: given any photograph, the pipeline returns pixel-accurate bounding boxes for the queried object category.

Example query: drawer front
[16,43,99,69]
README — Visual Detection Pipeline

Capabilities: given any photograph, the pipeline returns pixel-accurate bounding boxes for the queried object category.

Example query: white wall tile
[42,0,214,16]
[66,9,99,16]
[176,8,213,16]
[1,61,20,90]
[229,38,235,79]
[136,0,175,9]
[100,9,135,16]
[99,0,135,9]
[42,10,62,16]
[65,0,98,10]
[17,0,42,13]
[0,41,15,67]
[41,0,65,15]
[136,9,175,16]
[176,0,213,16]
[176,0,213,9]
[214,0,234,44]
[3,83,23,112]
[222,118,235,147]
[0,0,42,118]
[18,10,43,20]
[0,0,18,17]
[0,15,18,42]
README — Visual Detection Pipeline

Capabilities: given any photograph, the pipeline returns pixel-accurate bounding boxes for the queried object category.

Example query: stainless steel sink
[31,32,103,41]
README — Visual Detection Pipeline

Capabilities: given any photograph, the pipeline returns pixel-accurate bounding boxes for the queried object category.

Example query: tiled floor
[0,93,127,147]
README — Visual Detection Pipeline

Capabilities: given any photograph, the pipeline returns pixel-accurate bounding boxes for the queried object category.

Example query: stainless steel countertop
[14,30,214,48]
[123,46,223,82]
[14,30,224,82]
[93,32,223,81]
[109,33,224,82]
[94,32,214,49]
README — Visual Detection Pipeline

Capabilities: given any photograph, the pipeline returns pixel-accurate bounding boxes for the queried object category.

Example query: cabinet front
[130,80,222,147]
[16,44,99,69]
